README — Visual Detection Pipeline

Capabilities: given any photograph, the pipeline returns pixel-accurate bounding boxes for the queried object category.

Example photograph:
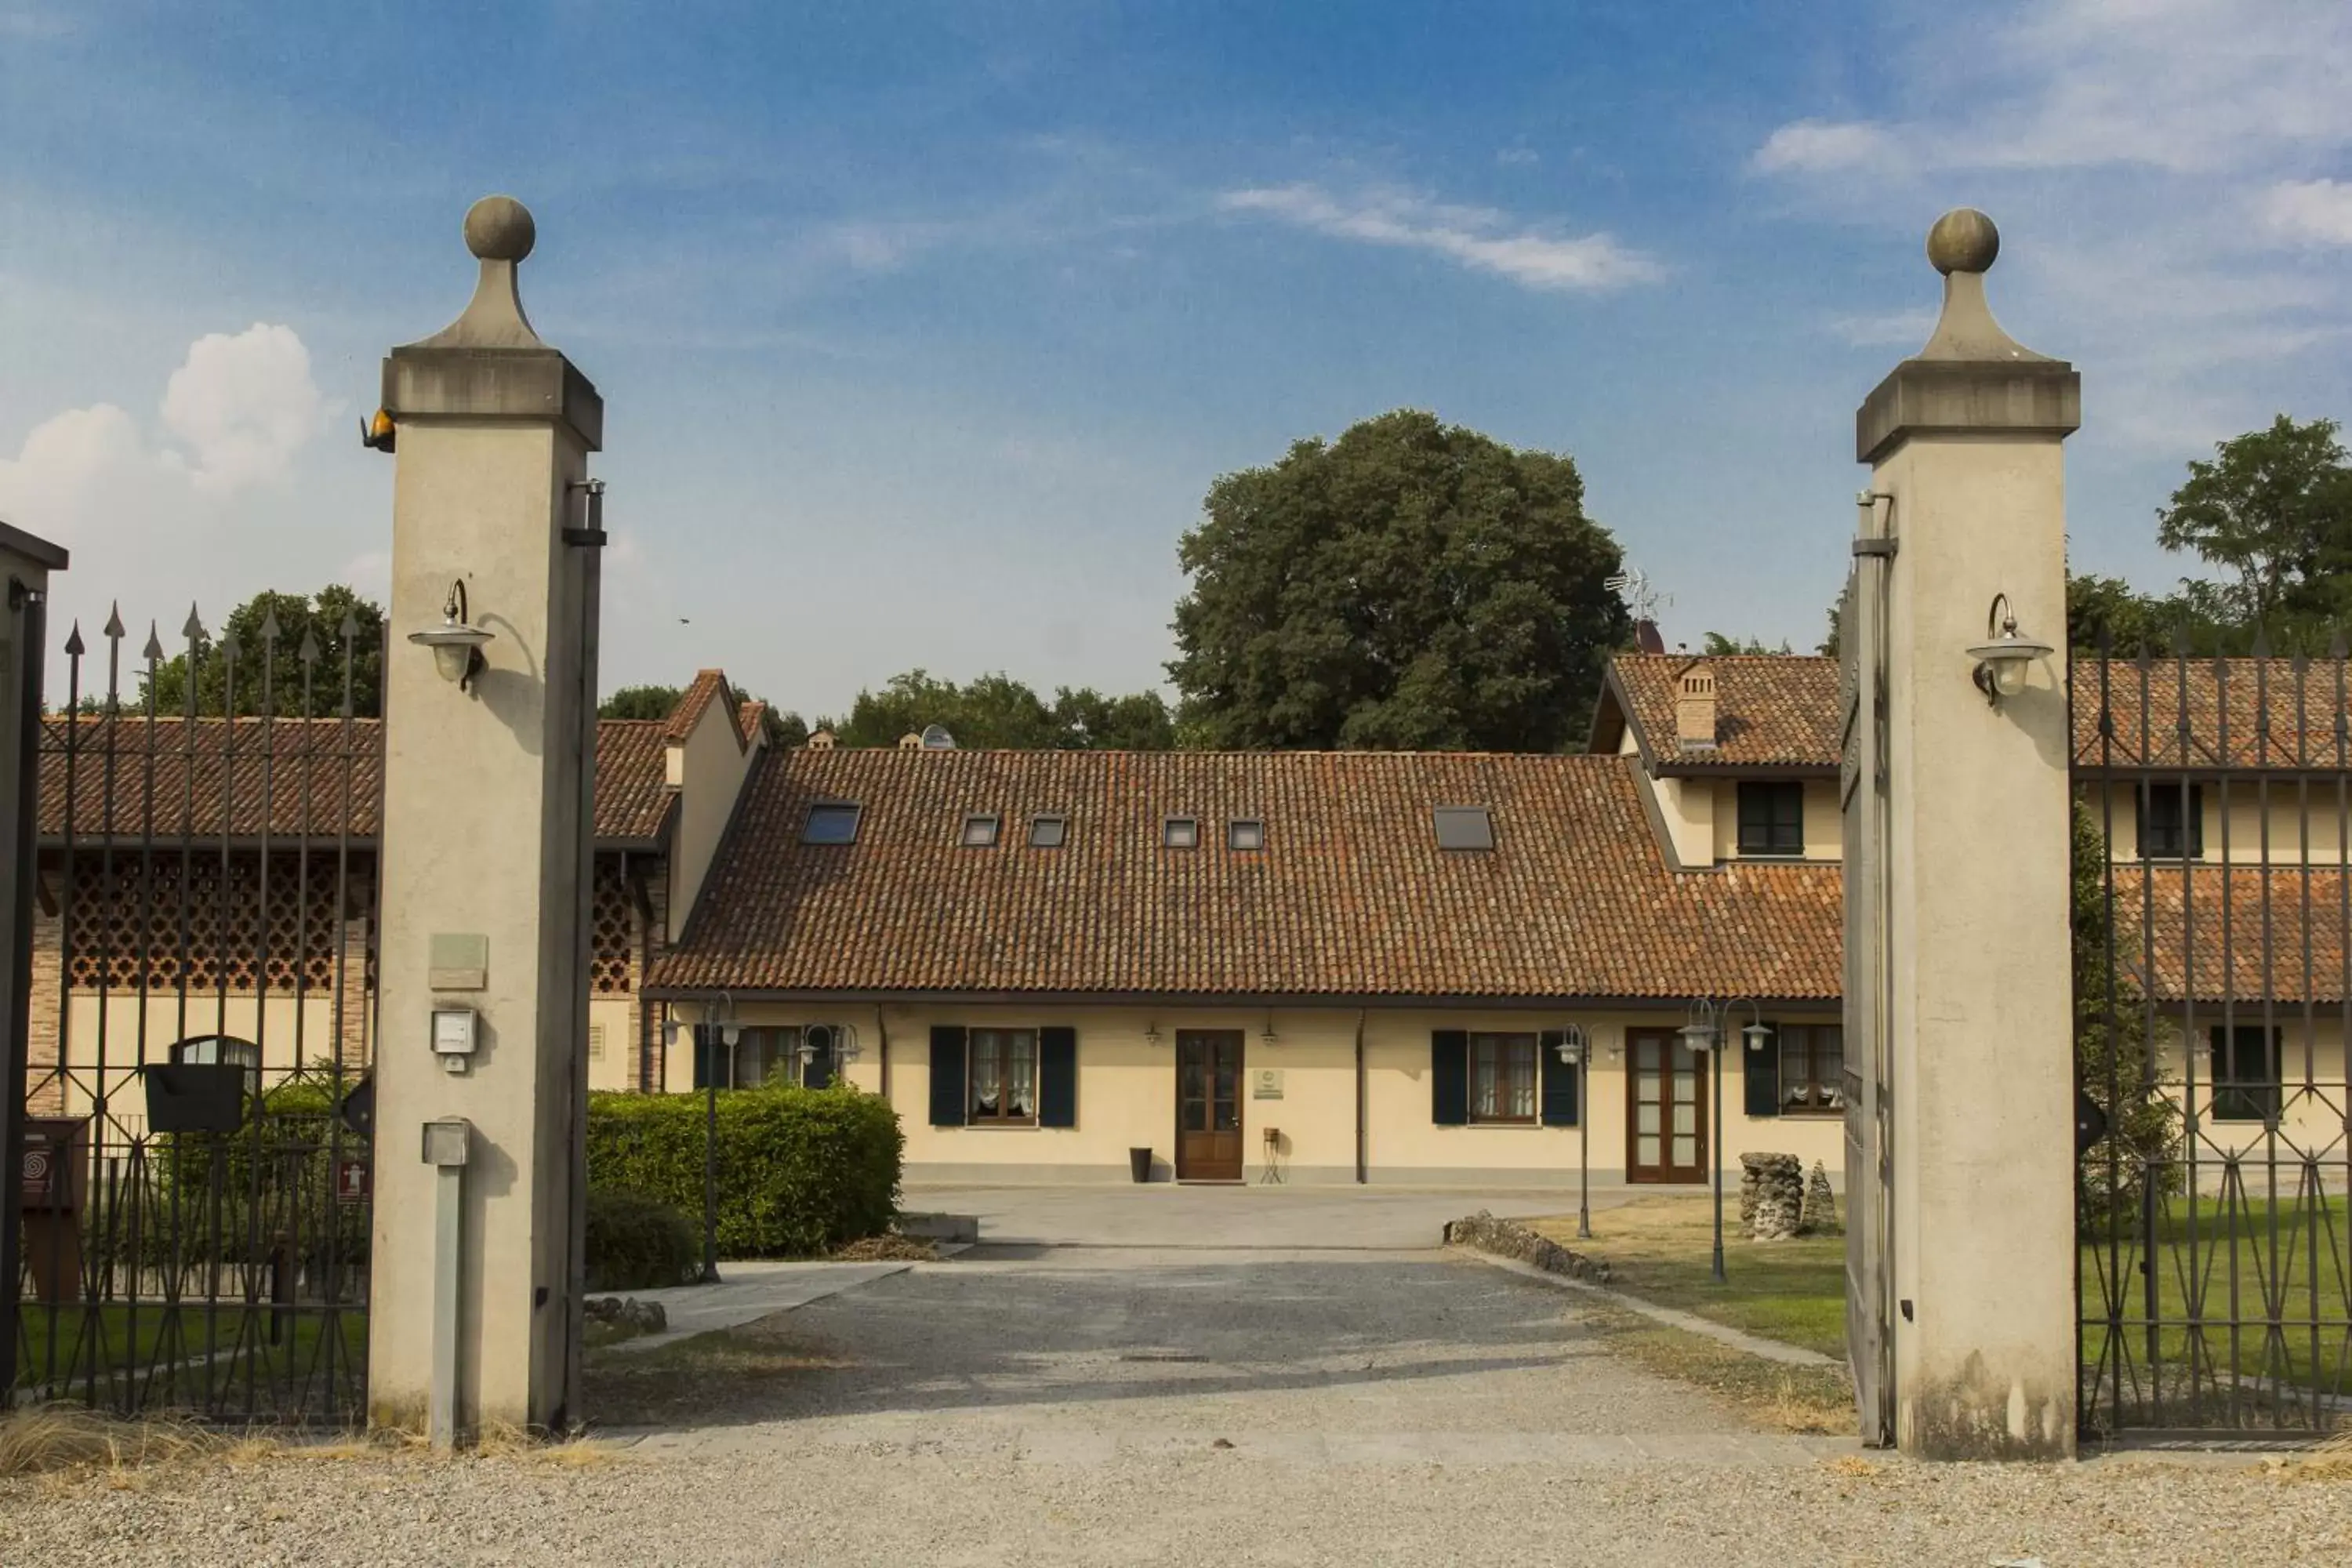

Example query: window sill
[960,1120,1042,1131]
[1771,1109,1845,1120]
[1461,1120,1565,1130]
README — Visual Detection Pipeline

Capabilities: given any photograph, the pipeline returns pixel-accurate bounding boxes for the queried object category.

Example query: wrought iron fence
[2075,633,2352,1439]
[6,602,383,1423]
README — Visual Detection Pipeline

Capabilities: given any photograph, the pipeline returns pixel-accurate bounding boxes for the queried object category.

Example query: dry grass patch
[831,1233,938,1262]
[0,1407,223,1479]
[583,1315,853,1427]
[1575,1301,1855,1435]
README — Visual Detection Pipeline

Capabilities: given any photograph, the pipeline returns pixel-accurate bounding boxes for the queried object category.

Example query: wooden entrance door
[1626,1028,1707,1183]
[1175,1030,1244,1181]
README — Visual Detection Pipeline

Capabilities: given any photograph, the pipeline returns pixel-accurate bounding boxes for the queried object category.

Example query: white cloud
[1827,309,1938,349]
[158,323,329,492]
[1218,183,1659,293]
[2260,179,2352,245]
[1753,120,1898,175]
[0,324,331,604]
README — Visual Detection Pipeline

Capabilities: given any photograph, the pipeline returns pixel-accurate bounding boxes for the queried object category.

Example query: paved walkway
[598,1259,919,1354]
[901,1180,1635,1250]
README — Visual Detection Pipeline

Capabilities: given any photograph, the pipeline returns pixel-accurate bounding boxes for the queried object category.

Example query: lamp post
[665,993,738,1283]
[1679,998,1771,1283]
[1553,1025,1592,1239]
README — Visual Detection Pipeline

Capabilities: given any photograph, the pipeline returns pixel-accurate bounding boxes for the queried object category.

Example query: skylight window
[802,802,862,845]
[1228,818,1265,851]
[1029,813,1067,848]
[960,814,1000,848]
[1432,805,1495,851]
[1163,816,1200,849]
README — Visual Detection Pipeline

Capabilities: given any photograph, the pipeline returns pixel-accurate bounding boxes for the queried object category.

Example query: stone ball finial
[463,195,536,263]
[1926,208,1999,275]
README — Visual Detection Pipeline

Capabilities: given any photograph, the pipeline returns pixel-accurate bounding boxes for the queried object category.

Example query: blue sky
[4,1,2349,717]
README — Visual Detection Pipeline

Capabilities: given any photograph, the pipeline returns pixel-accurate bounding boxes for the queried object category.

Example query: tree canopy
[599,684,684,720]
[142,586,385,717]
[1168,409,1629,751]
[828,669,1173,750]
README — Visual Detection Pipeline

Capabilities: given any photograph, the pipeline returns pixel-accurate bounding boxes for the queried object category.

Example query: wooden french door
[1175,1031,1244,1181]
[1626,1028,1707,1183]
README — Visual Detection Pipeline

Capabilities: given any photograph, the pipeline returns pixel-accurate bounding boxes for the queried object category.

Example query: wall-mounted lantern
[1966,593,2053,706]
[408,579,492,694]
[1144,1021,1163,1047]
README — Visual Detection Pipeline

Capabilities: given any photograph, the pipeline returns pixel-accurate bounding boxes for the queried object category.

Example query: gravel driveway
[5,1242,2347,1566]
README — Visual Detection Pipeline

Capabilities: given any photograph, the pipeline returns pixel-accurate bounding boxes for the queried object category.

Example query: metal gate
[1839,503,1895,1446]
[4,602,383,1423]
[2074,635,2352,1439]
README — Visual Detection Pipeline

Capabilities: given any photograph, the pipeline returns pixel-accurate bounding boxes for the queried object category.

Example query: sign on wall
[1252,1069,1284,1100]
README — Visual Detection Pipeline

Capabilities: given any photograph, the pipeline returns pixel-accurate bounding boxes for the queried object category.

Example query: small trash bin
[1128,1146,1152,1184]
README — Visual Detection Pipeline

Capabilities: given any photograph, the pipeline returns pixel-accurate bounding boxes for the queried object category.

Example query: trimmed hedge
[583,1187,700,1291]
[585,1085,903,1258]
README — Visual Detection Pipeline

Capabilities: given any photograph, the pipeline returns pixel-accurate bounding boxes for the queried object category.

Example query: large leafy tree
[831,669,1173,750]
[600,684,684,720]
[1168,410,1629,751]
[140,586,385,717]
[2155,414,2352,641]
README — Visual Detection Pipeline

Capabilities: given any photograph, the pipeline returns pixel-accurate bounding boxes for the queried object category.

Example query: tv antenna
[1604,566,1669,626]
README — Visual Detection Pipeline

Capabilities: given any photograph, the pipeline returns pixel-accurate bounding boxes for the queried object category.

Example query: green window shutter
[1038,1027,1078,1128]
[928,1025,969,1127]
[1431,1030,1469,1126]
[1744,1023,1783,1118]
[1538,1030,1577,1126]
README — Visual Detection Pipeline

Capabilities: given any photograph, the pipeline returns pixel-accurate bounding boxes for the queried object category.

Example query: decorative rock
[584,1295,667,1335]
[1739,1153,1804,1242]
[1444,1210,1612,1284]
[1802,1160,1840,1236]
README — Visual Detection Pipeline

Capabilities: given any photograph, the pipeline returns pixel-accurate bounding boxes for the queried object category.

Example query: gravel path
[5,1244,2347,1566]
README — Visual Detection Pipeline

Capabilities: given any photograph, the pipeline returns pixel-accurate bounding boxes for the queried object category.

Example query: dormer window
[1163,817,1200,849]
[1737,782,1803,856]
[1432,806,1494,851]
[802,802,862,845]
[1228,818,1265,851]
[960,814,1000,848]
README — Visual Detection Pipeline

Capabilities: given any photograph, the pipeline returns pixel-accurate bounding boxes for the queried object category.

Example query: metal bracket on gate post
[1851,537,1898,558]
[423,1117,472,1450]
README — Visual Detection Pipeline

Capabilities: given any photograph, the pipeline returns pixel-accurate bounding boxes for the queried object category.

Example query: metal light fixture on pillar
[405,579,492,694]
[1679,997,1770,1283]
[1966,593,2053,706]
[1553,1024,1592,1239]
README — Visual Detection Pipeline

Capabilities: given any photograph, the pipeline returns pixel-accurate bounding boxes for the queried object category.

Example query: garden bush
[585,1085,902,1258]
[583,1187,700,1291]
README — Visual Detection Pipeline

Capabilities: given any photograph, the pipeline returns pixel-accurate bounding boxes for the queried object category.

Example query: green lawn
[1526,1197,1849,1359]
[2082,1192,2352,1427]
[13,1300,368,1420]
[1533,1192,2352,1429]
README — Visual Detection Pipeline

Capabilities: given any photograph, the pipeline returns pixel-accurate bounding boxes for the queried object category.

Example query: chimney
[898,731,925,750]
[805,728,837,750]
[1675,661,1717,751]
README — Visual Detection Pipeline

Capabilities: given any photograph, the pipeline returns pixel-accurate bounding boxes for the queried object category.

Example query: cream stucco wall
[587,997,637,1093]
[1652,776,1715,868]
[723,1000,1847,1186]
[2085,780,2349,866]
[667,705,757,933]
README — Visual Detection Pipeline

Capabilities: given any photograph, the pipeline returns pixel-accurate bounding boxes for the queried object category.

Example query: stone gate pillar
[367,197,601,1438]
[1857,209,2079,1459]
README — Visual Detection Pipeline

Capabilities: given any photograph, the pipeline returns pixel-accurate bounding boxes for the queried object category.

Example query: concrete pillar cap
[408,194,547,351]
[1913,208,2049,365]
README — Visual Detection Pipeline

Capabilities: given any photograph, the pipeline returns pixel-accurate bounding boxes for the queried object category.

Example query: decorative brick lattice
[591,859,635,993]
[61,851,371,995]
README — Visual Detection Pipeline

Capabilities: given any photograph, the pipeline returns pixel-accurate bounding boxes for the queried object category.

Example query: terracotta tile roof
[648,749,1843,1001]
[2072,657,2352,771]
[665,669,744,750]
[2115,865,2352,1006]
[1602,655,1842,770]
[38,717,384,841]
[738,700,768,741]
[39,717,675,848]
[595,720,673,844]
